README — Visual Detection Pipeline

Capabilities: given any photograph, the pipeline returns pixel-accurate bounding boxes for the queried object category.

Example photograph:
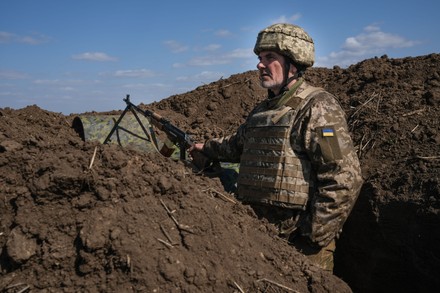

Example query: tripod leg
[103,106,130,144]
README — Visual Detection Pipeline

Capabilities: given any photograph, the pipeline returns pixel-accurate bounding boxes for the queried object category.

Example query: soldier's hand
[189,143,204,153]
[189,143,212,171]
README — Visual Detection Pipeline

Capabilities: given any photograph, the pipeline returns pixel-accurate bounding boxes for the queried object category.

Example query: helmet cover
[254,23,315,67]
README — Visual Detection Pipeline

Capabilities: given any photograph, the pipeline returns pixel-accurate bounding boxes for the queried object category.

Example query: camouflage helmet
[254,23,315,67]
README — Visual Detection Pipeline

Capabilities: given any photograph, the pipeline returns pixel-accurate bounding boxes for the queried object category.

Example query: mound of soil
[1,53,439,292]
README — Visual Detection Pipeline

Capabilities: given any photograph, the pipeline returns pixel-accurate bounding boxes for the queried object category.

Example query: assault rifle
[104,95,210,169]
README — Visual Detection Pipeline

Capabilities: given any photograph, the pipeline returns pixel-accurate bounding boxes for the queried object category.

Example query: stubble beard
[260,75,282,91]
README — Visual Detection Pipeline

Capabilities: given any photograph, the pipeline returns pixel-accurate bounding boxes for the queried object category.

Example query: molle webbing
[237,85,323,209]
[238,177,310,192]
[238,188,309,207]
[239,165,304,177]
[240,153,305,165]
[243,143,284,151]
[248,129,286,138]
[238,125,309,208]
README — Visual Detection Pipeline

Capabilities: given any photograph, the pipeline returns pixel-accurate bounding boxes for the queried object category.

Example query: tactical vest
[237,86,322,210]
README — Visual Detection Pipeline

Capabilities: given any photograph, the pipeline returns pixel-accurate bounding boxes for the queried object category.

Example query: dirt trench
[1,53,439,292]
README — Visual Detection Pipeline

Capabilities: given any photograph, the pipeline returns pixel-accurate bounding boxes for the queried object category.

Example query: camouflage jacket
[203,79,363,247]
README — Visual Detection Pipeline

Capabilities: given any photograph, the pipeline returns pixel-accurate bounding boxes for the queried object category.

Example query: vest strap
[295,86,323,100]
[271,106,292,124]
[272,86,323,124]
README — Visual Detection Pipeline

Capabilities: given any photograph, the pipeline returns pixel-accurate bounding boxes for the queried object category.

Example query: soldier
[191,23,363,271]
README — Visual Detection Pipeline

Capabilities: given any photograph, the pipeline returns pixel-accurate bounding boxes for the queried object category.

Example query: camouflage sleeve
[298,92,363,247]
[202,123,246,163]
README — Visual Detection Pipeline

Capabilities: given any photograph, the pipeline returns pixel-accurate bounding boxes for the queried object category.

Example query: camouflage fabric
[291,236,336,271]
[251,204,334,271]
[250,204,301,236]
[203,80,363,248]
[72,114,162,153]
[254,23,315,67]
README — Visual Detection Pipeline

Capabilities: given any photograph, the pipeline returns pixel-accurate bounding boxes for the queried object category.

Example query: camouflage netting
[72,114,160,153]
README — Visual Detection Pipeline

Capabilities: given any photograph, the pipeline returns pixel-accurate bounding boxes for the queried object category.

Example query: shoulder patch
[316,126,342,162]
[321,128,334,137]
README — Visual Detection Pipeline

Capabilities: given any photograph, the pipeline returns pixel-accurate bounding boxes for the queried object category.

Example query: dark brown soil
[1,53,439,293]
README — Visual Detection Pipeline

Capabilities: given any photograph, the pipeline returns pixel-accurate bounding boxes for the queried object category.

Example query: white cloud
[184,48,253,67]
[164,40,189,53]
[215,29,232,37]
[172,62,185,69]
[0,31,50,44]
[0,70,28,80]
[342,24,416,53]
[203,44,221,51]
[33,79,101,86]
[176,71,224,82]
[19,34,50,45]
[0,31,14,43]
[0,91,18,96]
[112,69,157,78]
[33,79,61,85]
[60,86,75,91]
[122,83,149,89]
[122,83,167,89]
[271,13,302,24]
[187,56,231,66]
[224,48,253,59]
[72,52,117,62]
[316,25,419,68]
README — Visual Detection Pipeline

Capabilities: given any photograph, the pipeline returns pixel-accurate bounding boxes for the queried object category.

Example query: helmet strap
[268,57,305,98]
[280,59,299,93]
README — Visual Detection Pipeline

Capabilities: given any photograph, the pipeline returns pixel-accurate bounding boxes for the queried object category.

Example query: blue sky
[1,0,439,114]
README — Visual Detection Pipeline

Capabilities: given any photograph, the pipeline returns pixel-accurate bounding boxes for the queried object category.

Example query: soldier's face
[257,51,286,92]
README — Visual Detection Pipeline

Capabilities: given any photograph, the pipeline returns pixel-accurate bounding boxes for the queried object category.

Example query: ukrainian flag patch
[322,128,335,137]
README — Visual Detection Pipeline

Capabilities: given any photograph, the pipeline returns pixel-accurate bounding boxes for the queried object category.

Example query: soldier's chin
[260,80,277,89]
